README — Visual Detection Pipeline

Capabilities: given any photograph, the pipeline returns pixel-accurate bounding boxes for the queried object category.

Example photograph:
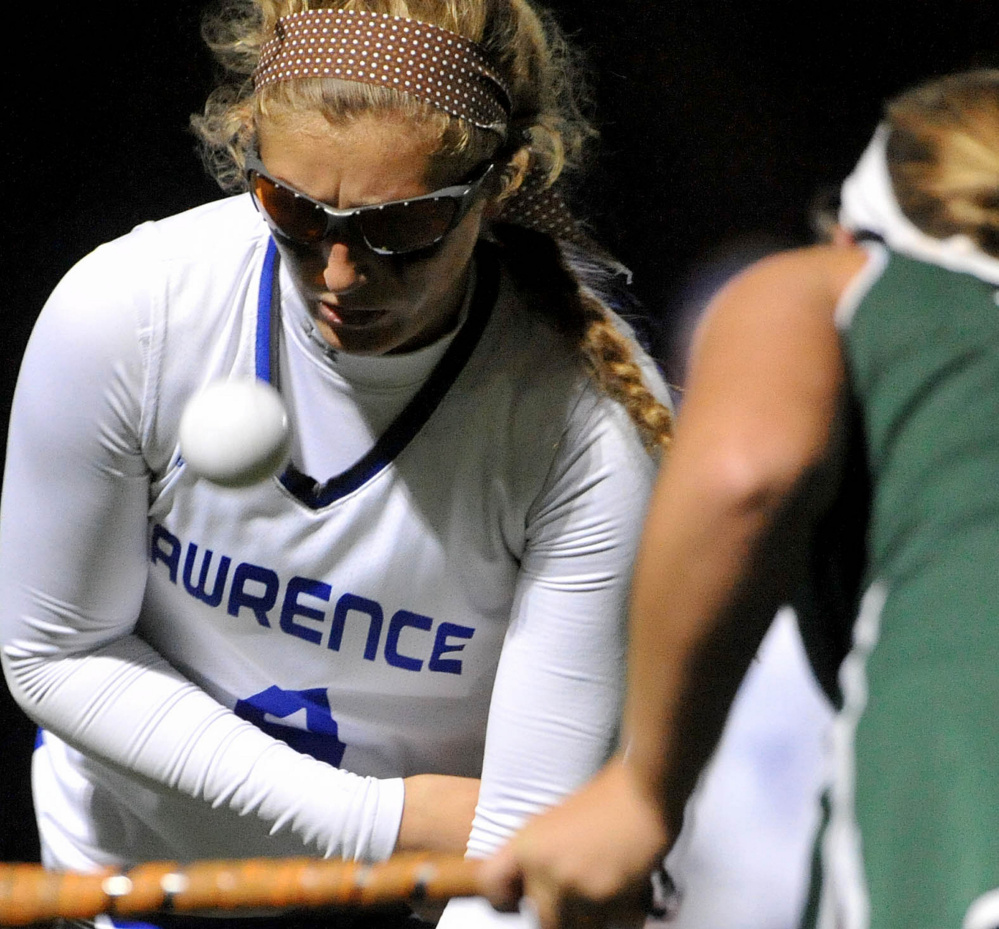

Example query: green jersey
[803,245,999,929]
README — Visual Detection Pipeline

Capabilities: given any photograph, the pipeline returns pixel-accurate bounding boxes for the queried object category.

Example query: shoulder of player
[684,244,870,370]
[476,269,573,375]
[62,195,263,290]
[122,194,264,270]
[486,264,662,381]
[718,244,870,316]
[473,270,665,459]
[46,195,267,339]
[30,198,268,418]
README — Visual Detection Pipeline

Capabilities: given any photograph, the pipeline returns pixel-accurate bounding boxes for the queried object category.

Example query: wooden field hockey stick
[0,853,483,926]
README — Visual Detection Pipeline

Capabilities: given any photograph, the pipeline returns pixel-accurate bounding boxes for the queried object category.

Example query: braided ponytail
[494,226,673,453]
[576,288,673,453]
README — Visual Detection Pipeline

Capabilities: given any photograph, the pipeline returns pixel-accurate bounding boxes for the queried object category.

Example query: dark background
[2,1,998,863]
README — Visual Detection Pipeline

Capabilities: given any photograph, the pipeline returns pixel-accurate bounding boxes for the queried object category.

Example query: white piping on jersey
[835,242,889,331]
[817,580,888,929]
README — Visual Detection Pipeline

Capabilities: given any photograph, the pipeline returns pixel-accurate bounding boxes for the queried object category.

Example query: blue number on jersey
[234,686,347,767]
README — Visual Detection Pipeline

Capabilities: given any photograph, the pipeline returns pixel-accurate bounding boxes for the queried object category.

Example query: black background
[2,1,998,863]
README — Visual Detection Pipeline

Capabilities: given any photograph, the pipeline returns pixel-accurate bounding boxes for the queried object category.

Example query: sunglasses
[245,153,495,256]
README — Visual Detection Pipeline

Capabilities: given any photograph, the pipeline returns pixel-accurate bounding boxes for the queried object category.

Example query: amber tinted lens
[359,197,460,253]
[251,172,327,242]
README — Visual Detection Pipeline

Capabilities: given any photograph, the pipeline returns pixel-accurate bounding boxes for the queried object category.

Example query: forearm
[398,774,479,854]
[4,631,405,862]
[622,247,860,836]
[622,457,806,839]
[439,402,658,929]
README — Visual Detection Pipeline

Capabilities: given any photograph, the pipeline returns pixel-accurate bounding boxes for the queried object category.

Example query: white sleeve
[438,389,661,928]
[0,245,403,863]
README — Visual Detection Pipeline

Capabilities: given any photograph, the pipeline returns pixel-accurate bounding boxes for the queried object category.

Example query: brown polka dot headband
[253,8,595,250]
[254,8,511,134]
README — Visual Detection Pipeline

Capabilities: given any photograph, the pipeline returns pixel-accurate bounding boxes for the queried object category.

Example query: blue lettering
[227,562,279,627]
[385,610,432,672]
[183,544,231,607]
[150,524,181,583]
[234,685,346,767]
[280,576,331,645]
[428,622,474,675]
[153,530,464,675]
[329,593,383,660]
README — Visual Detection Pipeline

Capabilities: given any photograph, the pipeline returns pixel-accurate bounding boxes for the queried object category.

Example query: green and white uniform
[805,126,999,929]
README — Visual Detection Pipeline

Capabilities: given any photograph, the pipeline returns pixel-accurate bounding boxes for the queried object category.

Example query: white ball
[179,378,291,488]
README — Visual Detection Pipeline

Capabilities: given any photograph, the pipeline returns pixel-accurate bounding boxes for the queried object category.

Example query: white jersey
[0,195,664,923]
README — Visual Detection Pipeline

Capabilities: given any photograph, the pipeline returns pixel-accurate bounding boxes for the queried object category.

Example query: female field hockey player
[484,69,999,929]
[0,1,672,926]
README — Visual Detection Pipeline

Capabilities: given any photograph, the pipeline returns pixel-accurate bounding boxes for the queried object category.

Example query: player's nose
[323,242,366,294]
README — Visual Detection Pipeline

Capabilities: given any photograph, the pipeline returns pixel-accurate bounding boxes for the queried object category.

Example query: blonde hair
[194,0,589,193]
[886,69,999,258]
[192,0,673,451]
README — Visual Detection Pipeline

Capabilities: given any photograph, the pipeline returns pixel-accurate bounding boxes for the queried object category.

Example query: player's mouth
[317,299,388,328]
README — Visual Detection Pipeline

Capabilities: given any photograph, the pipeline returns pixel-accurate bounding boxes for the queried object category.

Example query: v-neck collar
[255,238,499,508]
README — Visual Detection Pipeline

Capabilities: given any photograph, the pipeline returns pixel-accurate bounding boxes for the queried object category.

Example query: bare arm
[480,243,869,928]
[624,243,865,825]
[398,775,479,853]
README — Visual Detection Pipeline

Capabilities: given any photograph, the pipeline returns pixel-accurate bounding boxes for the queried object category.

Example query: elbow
[1,633,74,729]
[697,433,832,527]
[2,648,46,720]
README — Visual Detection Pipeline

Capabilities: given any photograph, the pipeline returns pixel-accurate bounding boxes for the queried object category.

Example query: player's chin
[314,316,404,356]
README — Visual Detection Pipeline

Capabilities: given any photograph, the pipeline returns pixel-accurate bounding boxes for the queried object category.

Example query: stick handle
[0,854,482,926]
